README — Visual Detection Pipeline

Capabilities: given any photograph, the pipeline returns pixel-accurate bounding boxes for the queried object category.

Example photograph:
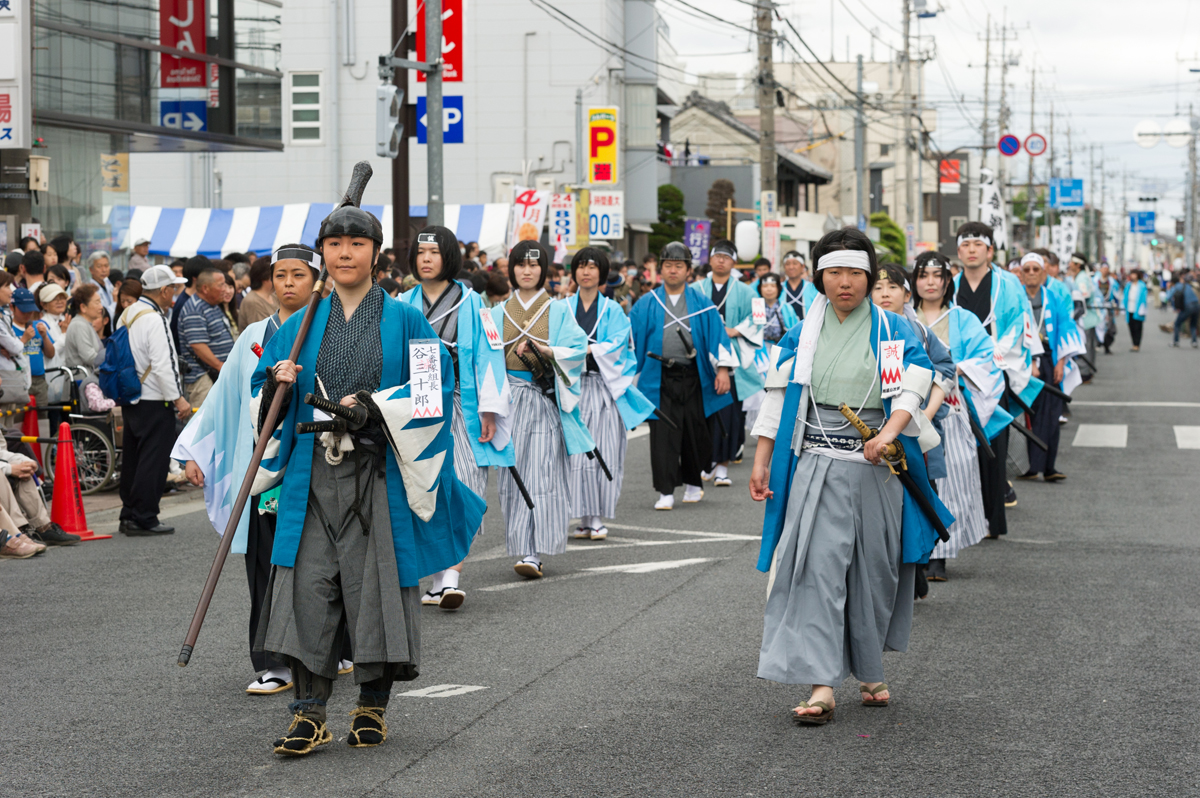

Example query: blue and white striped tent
[106,203,511,259]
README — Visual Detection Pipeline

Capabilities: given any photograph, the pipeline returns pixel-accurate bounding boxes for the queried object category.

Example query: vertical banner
[761,219,782,269]
[938,158,962,194]
[0,0,30,149]
[160,0,208,88]
[588,191,624,239]
[101,153,129,193]
[977,167,1008,251]
[587,107,619,184]
[506,186,550,250]
[684,218,711,265]
[550,192,576,246]
[416,0,462,82]
[567,189,590,255]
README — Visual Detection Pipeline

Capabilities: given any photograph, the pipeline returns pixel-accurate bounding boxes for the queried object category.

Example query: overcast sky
[662,0,1199,228]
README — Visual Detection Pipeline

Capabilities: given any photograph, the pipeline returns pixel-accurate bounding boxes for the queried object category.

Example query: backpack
[1173,287,1187,311]
[98,308,155,404]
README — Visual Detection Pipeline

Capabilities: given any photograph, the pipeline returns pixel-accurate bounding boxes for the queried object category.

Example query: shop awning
[104,203,512,259]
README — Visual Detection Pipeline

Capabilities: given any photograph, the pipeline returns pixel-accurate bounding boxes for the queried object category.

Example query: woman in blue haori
[912,251,1011,582]
[250,192,484,756]
[491,240,593,579]
[402,225,513,610]
[565,247,655,540]
[1122,268,1149,351]
[748,228,951,726]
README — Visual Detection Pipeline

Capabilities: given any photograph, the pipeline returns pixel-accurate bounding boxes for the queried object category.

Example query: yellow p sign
[587,107,619,185]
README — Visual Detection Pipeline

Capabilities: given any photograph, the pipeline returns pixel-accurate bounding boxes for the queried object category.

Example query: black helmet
[316,161,383,248]
[317,205,383,248]
[659,241,692,266]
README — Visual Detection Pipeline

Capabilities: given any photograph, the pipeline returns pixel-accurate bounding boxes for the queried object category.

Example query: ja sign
[416,96,464,144]
[1049,178,1084,209]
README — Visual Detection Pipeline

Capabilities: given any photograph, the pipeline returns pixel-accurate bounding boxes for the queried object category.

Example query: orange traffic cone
[50,422,110,542]
[22,394,41,467]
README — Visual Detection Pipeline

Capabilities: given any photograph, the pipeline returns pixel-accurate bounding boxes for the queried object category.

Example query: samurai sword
[1038,381,1074,404]
[641,353,684,431]
[838,403,950,543]
[508,466,535,510]
[586,448,613,481]
[1007,416,1049,452]
[1075,352,1097,373]
[963,401,996,460]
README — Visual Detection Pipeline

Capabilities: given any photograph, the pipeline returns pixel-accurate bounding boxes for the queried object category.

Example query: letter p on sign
[587,107,619,184]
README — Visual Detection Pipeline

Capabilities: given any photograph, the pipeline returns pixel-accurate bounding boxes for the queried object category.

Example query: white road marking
[627,426,650,440]
[604,522,758,540]
[1174,426,1200,449]
[1071,424,1128,448]
[582,557,714,574]
[398,684,489,698]
[478,557,724,591]
[1071,401,1200,407]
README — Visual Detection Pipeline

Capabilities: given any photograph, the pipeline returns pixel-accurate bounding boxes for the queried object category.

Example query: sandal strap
[860,682,889,696]
[798,701,832,711]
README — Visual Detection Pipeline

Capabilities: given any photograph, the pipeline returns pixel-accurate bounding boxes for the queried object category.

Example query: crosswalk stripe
[1174,426,1200,449]
[1071,424,1128,448]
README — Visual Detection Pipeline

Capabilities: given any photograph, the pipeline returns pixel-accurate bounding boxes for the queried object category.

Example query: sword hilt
[838,402,903,463]
[304,393,368,429]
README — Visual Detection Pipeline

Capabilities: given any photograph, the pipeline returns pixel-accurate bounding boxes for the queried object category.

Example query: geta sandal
[791,701,834,725]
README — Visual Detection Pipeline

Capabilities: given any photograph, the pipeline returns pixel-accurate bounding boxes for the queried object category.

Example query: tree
[869,211,906,264]
[650,184,686,254]
[705,179,736,235]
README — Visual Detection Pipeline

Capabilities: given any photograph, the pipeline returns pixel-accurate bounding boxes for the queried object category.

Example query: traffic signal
[1178,234,1185,243]
[376,86,403,159]
[1151,238,1159,246]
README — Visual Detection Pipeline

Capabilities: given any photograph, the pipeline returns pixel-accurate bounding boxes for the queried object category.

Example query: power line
[836,0,898,52]
[661,0,760,36]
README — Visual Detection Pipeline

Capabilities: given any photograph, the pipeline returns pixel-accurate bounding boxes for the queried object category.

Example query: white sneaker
[590,526,608,540]
[246,667,292,695]
[682,485,704,503]
[654,493,674,511]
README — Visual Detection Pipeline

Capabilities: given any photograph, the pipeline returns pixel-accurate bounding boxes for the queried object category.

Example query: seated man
[0,434,78,545]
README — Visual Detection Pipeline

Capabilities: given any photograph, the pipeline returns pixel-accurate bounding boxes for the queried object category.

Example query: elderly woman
[748,227,951,726]
[63,284,106,371]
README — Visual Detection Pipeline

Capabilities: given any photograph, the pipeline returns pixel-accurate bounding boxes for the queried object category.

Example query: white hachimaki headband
[957,233,993,248]
[416,232,440,245]
[710,243,738,259]
[271,247,322,269]
[1020,252,1045,268]
[815,249,870,271]
[1070,254,1087,266]
[782,251,805,263]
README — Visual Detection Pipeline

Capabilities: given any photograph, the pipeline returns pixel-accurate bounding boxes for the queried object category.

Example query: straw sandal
[347,706,388,748]
[791,701,834,725]
[273,714,333,756]
[860,682,890,707]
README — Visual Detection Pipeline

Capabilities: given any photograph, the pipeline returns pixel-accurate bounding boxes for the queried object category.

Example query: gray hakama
[256,446,421,683]
[498,375,571,557]
[451,388,488,532]
[930,400,987,559]
[568,372,625,519]
[758,406,915,686]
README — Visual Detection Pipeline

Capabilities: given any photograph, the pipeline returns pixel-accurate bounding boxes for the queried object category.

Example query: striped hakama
[931,397,988,559]
[759,406,914,686]
[451,388,488,534]
[498,375,571,557]
[568,372,625,519]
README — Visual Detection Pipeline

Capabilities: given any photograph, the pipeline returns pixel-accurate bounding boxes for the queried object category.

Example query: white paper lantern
[735,220,759,262]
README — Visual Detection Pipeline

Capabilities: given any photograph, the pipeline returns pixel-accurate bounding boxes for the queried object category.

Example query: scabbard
[592,447,613,481]
[1039,381,1074,404]
[508,466,535,509]
[894,465,950,542]
[1008,416,1049,452]
[965,406,996,460]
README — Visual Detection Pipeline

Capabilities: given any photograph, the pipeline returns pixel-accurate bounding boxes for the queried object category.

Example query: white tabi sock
[429,569,447,595]
[714,464,728,480]
[442,569,461,591]
[521,555,542,569]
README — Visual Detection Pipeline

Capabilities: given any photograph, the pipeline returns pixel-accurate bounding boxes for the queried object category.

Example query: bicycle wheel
[63,423,117,495]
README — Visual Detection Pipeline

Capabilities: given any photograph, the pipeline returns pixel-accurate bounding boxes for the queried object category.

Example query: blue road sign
[1130,211,1156,233]
[1050,178,1084,208]
[416,96,464,144]
[159,100,207,133]
[998,134,1020,156]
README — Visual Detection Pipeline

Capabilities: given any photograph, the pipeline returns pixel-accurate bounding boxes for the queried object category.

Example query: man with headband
[565,247,655,540]
[1066,252,1101,380]
[953,221,1040,533]
[401,225,513,609]
[781,250,818,322]
[630,242,737,510]
[750,226,949,725]
[696,239,765,487]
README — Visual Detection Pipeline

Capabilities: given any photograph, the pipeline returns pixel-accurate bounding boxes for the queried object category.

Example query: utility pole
[1120,171,1128,266]
[425,0,444,226]
[1188,107,1197,268]
[902,0,914,235]
[1099,146,1107,261]
[996,10,1011,251]
[856,55,865,226]
[1047,104,1055,232]
[757,0,776,195]
[1025,59,1036,249]
[390,0,410,266]
[1088,143,1096,259]
[575,89,584,185]
[979,15,991,165]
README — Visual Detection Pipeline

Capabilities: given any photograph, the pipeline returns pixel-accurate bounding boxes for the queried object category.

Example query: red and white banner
[506,187,550,250]
[416,0,462,83]
[160,0,207,89]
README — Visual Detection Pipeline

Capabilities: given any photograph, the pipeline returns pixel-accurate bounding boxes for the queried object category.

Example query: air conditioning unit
[535,175,555,193]
[493,176,516,203]
[949,215,968,235]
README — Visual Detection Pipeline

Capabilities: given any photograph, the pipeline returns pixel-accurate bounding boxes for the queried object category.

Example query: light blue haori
[696,274,766,396]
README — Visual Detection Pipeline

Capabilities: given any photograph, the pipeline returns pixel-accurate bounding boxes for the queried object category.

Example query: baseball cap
[134,237,152,247]
[11,287,38,313]
[36,283,66,305]
[140,264,188,290]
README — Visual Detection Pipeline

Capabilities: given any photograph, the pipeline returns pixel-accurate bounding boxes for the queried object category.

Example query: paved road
[4,306,1198,798]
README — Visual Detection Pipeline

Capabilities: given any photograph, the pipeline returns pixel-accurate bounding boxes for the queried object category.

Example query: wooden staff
[177,268,327,666]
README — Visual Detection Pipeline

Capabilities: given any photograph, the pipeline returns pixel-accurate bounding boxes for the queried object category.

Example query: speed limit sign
[1024,133,1047,157]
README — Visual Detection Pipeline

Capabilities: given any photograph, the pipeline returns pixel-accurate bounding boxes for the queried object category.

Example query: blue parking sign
[417,96,464,144]
[159,100,207,132]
